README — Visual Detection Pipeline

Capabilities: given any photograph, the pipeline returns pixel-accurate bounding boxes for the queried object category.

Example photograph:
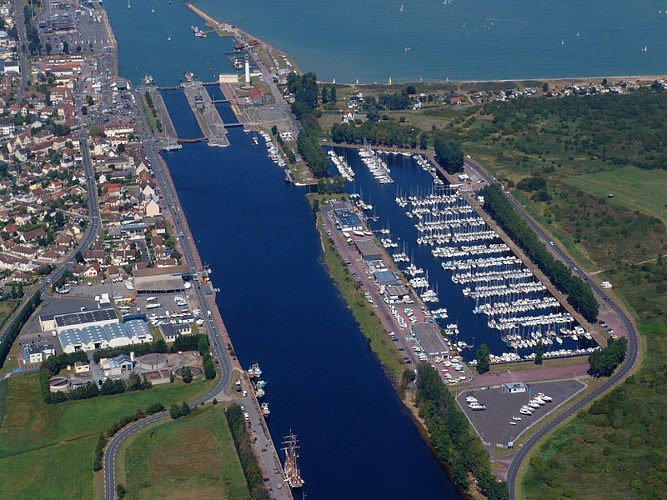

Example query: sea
[108,0,667,85]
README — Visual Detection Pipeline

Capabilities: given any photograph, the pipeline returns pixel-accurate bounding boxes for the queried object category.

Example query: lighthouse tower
[243,56,252,89]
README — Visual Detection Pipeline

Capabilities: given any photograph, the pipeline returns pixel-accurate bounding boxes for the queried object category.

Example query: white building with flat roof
[59,320,153,353]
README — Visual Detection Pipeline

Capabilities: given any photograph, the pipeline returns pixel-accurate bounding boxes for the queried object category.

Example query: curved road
[102,89,235,500]
[462,160,639,498]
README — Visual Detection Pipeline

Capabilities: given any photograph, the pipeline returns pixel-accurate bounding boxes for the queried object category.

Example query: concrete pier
[182,81,229,147]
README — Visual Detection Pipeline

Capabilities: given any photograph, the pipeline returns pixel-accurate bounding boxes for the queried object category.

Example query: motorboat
[537,392,553,402]
[466,396,478,403]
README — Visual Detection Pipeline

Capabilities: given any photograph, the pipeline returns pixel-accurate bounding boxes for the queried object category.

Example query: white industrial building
[59,320,153,353]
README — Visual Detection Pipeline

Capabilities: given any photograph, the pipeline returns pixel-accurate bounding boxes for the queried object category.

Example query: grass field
[0,373,215,498]
[123,407,249,500]
[565,166,667,223]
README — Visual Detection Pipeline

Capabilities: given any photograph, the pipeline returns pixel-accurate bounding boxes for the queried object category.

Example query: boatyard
[457,380,586,450]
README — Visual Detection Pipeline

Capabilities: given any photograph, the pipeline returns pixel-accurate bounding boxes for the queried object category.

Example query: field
[122,407,249,500]
[0,373,215,499]
[565,166,667,223]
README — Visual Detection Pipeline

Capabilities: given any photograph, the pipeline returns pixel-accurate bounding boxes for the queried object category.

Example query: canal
[162,123,459,498]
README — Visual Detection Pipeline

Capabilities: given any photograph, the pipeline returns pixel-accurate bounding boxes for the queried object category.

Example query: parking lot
[458,379,586,447]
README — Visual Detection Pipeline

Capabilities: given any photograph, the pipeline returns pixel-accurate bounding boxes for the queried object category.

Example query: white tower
[244,56,251,87]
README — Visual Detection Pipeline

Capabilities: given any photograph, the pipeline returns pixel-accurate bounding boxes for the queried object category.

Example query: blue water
[205,85,239,123]
[105,0,236,85]
[107,0,667,85]
[160,89,203,139]
[164,127,458,498]
[196,0,667,83]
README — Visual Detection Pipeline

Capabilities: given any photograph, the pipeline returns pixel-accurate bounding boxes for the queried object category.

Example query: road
[461,159,639,498]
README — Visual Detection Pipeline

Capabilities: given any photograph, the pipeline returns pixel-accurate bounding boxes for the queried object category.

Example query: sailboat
[642,45,648,52]
[282,432,304,489]
[400,4,404,12]
[127,0,130,8]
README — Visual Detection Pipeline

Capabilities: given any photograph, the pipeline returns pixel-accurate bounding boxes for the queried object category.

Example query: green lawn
[124,407,249,500]
[565,166,667,223]
[0,374,215,498]
[0,434,98,499]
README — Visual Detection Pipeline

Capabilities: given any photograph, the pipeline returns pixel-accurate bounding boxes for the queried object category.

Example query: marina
[334,146,599,365]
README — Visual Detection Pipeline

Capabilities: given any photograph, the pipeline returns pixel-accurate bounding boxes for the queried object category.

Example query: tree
[330,86,336,102]
[588,337,628,377]
[181,401,191,416]
[476,344,490,374]
[542,82,549,93]
[116,484,126,499]
[203,356,216,380]
[181,365,192,384]
[62,41,69,54]
[116,143,126,154]
[433,137,464,174]
[169,404,182,419]
[405,85,417,95]
[271,125,278,136]
[126,372,141,391]
[419,133,428,150]
[321,86,328,104]
[534,341,544,365]
[45,42,52,55]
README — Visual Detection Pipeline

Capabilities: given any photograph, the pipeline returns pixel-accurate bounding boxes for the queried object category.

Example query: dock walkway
[182,81,229,147]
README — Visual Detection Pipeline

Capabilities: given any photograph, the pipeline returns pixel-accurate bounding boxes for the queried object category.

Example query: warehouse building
[59,319,153,353]
[40,308,119,334]
[411,322,449,358]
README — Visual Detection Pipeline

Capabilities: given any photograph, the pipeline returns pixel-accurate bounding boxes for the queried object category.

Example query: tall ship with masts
[282,432,304,489]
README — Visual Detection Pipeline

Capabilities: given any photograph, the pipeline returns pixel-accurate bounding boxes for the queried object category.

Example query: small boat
[512,416,522,421]
[255,386,265,398]
[465,396,478,403]
[248,363,262,378]
[261,402,270,416]
[510,421,517,425]
[537,393,552,402]
[468,402,486,411]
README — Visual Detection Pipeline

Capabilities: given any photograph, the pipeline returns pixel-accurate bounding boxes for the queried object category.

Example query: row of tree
[0,291,41,368]
[285,72,331,178]
[169,401,192,419]
[297,128,329,177]
[93,402,166,471]
[481,184,599,321]
[225,405,271,500]
[433,136,464,174]
[416,365,509,499]
[588,337,628,377]
[330,120,420,149]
